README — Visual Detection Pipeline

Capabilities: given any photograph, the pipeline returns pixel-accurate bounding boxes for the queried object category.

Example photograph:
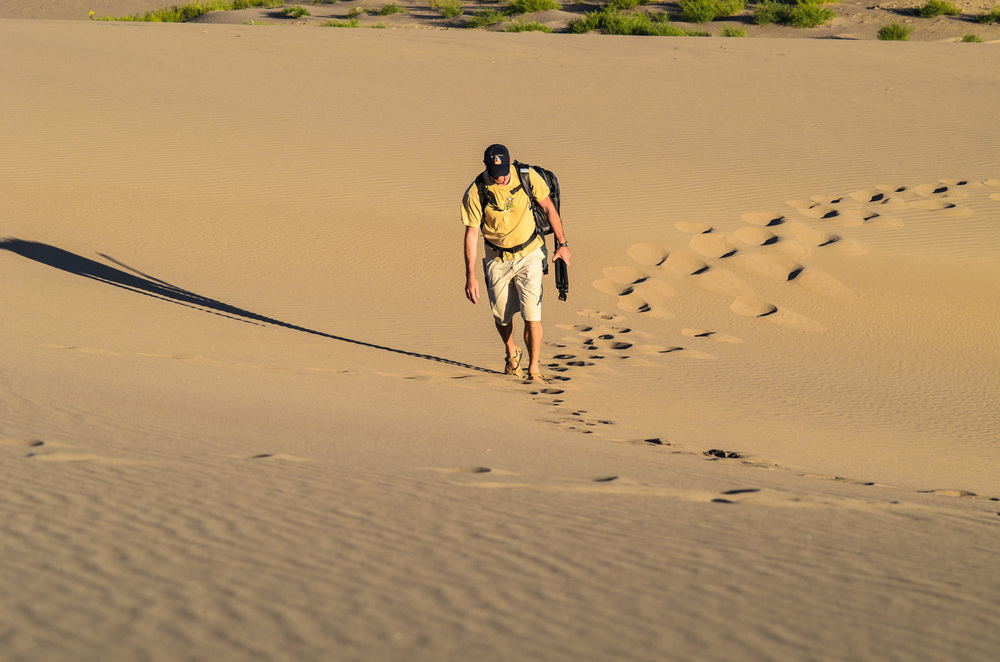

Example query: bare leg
[495,319,521,373]
[524,320,543,378]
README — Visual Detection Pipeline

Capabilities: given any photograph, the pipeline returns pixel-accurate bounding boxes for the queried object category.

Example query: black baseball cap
[484,144,510,178]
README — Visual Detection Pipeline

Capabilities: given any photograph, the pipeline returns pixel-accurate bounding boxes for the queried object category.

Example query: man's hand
[465,277,479,304]
[553,244,571,265]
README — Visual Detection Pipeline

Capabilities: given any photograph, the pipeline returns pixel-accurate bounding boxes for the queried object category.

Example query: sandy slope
[2,16,999,662]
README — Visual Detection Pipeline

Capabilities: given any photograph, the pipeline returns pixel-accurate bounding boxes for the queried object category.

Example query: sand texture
[2,8,999,662]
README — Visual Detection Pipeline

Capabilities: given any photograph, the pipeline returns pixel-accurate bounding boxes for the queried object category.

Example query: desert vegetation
[877,21,913,40]
[91,0,284,21]
[917,0,961,17]
[752,0,836,28]
[86,0,1000,39]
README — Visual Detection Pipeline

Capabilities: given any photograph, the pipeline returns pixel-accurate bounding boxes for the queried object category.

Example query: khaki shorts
[483,247,544,324]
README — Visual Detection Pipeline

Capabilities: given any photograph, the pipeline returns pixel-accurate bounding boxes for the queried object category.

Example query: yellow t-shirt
[461,166,550,261]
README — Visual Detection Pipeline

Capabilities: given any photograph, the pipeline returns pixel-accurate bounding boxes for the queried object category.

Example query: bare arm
[464,224,480,304]
[538,196,570,265]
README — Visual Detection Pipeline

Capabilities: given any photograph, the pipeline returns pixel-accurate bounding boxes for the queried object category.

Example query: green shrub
[92,0,284,22]
[432,0,463,18]
[320,17,361,26]
[715,0,748,16]
[978,6,1000,22]
[679,0,719,22]
[788,1,834,26]
[752,0,791,24]
[753,0,833,27]
[595,9,647,32]
[468,8,506,26]
[677,0,746,22]
[878,21,913,39]
[505,20,554,30]
[568,10,602,31]
[506,0,561,14]
[918,0,961,17]
[346,6,367,17]
[961,33,983,41]
[282,4,311,17]
[378,1,409,14]
[568,8,709,34]
[719,23,747,35]
[604,0,649,9]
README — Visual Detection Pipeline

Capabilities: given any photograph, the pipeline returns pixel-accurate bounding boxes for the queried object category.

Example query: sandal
[504,347,523,377]
[526,372,549,384]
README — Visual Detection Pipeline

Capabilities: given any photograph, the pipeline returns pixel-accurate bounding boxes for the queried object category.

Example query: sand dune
[2,14,999,662]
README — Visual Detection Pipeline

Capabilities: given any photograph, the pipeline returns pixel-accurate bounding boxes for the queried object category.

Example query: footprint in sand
[591,333,634,352]
[733,227,780,247]
[681,329,743,344]
[626,243,668,267]
[3,437,138,464]
[742,212,786,227]
[632,344,717,360]
[653,251,755,299]
[615,292,674,318]
[431,466,492,474]
[703,449,742,459]
[245,453,312,462]
[675,222,713,234]
[786,200,843,220]
[730,252,802,280]
[556,324,594,334]
[592,278,634,297]
[689,232,738,260]
[906,198,973,217]
[907,198,955,211]
[602,265,648,285]
[728,251,853,301]
[661,252,708,276]
[600,275,676,318]
[591,279,652,316]
[730,297,826,333]
[849,188,907,205]
[578,309,626,323]
[842,210,903,229]
[1,438,47,449]
[549,407,616,434]
[913,183,969,201]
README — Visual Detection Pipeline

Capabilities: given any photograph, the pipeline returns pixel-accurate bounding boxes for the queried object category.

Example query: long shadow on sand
[2,238,495,374]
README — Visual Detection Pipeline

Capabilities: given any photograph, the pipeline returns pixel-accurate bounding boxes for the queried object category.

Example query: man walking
[462,144,570,382]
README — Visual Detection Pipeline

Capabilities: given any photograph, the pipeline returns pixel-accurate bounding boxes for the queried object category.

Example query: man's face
[490,172,511,186]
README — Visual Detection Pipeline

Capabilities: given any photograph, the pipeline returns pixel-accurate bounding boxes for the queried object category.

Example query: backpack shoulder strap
[474,172,492,222]
[515,161,534,201]
[476,172,496,222]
